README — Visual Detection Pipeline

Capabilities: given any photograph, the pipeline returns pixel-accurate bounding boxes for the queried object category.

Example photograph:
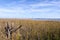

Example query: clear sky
[0,0,60,18]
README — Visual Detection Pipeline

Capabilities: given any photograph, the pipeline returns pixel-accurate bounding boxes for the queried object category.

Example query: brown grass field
[0,19,60,40]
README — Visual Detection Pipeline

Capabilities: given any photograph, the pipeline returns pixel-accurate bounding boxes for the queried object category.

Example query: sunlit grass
[0,19,60,40]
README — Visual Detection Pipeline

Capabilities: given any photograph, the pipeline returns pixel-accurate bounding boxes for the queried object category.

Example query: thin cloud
[0,0,60,18]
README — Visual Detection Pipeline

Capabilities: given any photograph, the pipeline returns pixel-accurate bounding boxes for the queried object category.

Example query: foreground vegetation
[0,19,60,40]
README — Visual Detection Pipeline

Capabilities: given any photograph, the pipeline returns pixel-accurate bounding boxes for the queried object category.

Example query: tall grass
[0,19,60,40]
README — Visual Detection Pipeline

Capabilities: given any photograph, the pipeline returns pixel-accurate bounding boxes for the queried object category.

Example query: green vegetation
[0,19,60,40]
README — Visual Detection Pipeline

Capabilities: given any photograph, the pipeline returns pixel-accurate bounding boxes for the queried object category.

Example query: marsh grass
[0,19,60,40]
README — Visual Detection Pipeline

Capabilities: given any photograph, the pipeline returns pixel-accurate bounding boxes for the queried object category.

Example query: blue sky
[0,0,60,18]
